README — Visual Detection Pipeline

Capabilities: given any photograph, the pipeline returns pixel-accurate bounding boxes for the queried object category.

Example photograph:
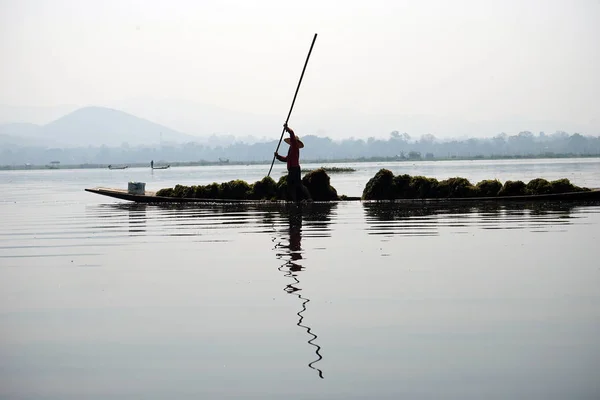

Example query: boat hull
[85,187,600,204]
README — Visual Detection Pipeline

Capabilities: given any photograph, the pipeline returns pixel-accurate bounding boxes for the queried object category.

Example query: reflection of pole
[278,262,324,379]
[273,206,325,379]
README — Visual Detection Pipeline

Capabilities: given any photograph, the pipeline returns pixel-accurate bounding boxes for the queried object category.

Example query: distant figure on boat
[151,161,170,170]
[275,123,311,201]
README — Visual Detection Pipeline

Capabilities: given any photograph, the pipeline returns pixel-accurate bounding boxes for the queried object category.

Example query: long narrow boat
[151,165,170,170]
[85,186,600,204]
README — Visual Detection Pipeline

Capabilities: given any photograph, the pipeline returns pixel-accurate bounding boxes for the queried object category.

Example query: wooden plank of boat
[85,187,600,204]
[85,187,287,203]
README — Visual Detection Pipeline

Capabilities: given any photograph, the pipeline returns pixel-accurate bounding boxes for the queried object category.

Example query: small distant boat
[108,165,128,170]
[152,165,170,170]
[47,161,60,169]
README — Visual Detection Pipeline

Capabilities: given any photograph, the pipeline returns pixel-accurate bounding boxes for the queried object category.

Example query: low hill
[42,106,196,147]
[0,106,197,148]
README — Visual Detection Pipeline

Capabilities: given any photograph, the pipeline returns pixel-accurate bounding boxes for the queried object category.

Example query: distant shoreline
[1,154,599,171]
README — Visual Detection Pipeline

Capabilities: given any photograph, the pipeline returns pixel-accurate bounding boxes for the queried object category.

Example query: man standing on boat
[275,123,311,201]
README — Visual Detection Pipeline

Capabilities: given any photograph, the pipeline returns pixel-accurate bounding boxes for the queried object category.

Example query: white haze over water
[1,0,599,139]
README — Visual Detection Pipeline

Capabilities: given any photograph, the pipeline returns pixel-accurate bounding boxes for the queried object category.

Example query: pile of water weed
[155,169,340,201]
[362,169,589,200]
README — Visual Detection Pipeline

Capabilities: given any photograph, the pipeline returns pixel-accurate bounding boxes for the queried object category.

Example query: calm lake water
[1,158,599,399]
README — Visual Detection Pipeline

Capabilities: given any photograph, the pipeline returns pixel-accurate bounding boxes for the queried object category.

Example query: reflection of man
[288,210,303,265]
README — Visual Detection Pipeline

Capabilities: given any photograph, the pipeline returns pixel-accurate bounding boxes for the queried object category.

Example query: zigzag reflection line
[278,263,324,379]
[297,291,324,379]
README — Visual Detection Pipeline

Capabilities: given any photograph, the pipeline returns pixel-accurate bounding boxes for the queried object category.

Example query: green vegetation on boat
[156,168,339,201]
[362,169,590,200]
[151,167,591,202]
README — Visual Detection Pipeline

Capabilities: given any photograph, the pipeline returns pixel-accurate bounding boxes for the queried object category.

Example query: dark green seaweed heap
[155,168,340,201]
[301,168,339,201]
[362,169,590,200]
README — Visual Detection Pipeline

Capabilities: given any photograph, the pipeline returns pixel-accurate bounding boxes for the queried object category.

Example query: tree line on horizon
[1,130,599,166]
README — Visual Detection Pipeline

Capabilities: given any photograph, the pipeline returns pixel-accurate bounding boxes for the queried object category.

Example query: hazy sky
[1,0,599,138]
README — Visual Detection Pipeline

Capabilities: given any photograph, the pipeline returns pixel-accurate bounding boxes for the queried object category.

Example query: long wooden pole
[267,33,318,177]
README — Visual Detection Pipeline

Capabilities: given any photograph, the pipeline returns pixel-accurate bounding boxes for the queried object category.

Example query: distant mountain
[0,106,198,147]
[1,103,598,150]
[43,107,196,147]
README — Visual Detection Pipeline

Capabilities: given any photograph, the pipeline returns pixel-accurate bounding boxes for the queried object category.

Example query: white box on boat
[128,182,146,195]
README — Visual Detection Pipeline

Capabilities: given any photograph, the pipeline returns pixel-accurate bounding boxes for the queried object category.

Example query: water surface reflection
[363,201,600,236]
[127,204,147,233]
